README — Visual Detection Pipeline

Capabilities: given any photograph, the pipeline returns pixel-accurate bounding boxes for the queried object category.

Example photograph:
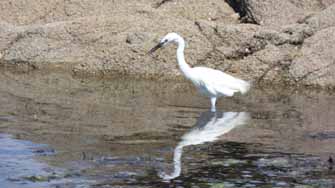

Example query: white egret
[159,111,250,181]
[149,33,251,112]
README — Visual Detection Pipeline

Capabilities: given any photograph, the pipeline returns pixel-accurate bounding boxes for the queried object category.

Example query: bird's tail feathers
[238,80,251,95]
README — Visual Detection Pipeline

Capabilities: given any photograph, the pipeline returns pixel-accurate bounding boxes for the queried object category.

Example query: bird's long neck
[176,38,192,78]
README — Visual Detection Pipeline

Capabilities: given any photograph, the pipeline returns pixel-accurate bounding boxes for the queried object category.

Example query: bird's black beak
[148,42,165,54]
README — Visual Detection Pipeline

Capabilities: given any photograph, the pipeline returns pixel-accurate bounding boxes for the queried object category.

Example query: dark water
[0,71,334,188]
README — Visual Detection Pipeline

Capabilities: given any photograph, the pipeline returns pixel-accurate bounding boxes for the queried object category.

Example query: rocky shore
[0,0,335,88]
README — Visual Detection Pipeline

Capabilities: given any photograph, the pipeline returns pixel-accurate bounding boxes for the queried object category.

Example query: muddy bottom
[0,70,334,188]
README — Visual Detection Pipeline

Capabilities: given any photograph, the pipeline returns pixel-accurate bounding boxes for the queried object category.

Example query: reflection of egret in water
[159,111,250,181]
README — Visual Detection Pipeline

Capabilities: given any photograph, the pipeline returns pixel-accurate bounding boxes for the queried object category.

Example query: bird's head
[148,32,181,54]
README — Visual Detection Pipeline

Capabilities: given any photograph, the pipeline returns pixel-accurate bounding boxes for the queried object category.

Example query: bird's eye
[164,39,168,43]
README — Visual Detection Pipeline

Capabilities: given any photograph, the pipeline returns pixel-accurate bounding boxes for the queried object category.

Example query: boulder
[1,0,335,89]
[289,27,335,88]
[240,0,307,28]
[1,0,230,79]
[305,4,335,31]
[237,0,335,29]
[321,0,335,6]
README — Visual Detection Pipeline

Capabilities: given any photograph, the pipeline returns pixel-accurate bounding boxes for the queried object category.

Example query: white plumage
[149,33,250,112]
[159,111,250,181]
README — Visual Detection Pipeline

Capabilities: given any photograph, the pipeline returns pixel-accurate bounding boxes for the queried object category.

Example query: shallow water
[0,70,335,188]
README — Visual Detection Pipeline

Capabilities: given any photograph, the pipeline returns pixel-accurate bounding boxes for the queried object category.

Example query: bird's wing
[193,67,249,95]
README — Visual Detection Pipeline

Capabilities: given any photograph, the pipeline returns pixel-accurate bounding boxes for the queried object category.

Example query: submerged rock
[256,157,291,168]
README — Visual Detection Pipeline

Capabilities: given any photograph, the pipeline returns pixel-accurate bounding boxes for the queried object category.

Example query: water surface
[0,70,334,187]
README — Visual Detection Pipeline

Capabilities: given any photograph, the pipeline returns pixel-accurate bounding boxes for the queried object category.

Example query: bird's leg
[210,97,217,112]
